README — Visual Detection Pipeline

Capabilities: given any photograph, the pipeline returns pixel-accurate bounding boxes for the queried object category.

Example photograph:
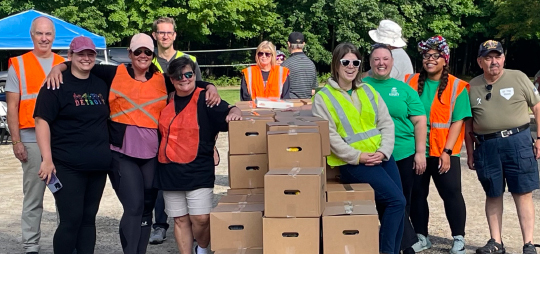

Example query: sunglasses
[340,59,361,68]
[276,56,285,61]
[174,71,194,80]
[257,52,272,58]
[485,84,492,101]
[422,53,442,60]
[133,49,153,57]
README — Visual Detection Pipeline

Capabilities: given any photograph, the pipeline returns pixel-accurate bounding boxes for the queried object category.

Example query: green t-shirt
[363,77,426,161]
[418,78,472,157]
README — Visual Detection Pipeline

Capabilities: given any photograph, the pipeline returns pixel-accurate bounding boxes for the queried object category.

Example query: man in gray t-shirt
[6,16,65,254]
[366,20,414,82]
[281,32,318,99]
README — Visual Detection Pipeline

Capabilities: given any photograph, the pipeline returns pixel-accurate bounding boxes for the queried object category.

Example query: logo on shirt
[389,87,400,97]
[476,98,482,105]
[499,88,514,100]
[73,93,106,106]
[533,86,539,96]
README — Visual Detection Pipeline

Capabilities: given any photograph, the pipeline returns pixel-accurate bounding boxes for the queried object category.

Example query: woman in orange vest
[240,41,290,101]
[45,33,221,254]
[154,56,242,254]
[404,36,471,254]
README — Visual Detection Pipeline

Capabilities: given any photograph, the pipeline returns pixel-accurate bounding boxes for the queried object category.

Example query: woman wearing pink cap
[46,33,221,254]
[34,36,111,254]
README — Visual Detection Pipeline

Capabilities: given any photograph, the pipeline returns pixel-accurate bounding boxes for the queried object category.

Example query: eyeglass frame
[155,31,175,37]
[422,53,443,60]
[172,71,194,80]
[485,84,493,101]
[339,59,361,68]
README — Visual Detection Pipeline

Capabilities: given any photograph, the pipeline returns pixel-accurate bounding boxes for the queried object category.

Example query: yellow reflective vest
[152,51,197,73]
[316,83,382,166]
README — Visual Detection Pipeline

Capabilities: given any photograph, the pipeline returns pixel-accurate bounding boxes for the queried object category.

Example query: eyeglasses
[174,71,194,80]
[276,56,285,61]
[155,31,174,37]
[485,84,492,101]
[257,52,272,58]
[422,53,443,60]
[340,59,361,68]
[133,49,153,57]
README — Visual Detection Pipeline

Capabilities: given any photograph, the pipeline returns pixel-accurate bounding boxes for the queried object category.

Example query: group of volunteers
[4,13,539,255]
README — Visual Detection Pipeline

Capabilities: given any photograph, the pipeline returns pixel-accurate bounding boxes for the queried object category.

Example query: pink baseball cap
[129,33,154,51]
[69,36,97,53]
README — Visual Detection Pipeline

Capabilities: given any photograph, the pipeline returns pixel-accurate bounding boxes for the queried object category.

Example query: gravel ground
[1,133,539,254]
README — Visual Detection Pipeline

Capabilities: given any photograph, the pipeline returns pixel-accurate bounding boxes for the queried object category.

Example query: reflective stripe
[405,74,414,84]
[247,67,253,98]
[109,88,166,124]
[431,79,461,129]
[361,84,378,122]
[278,66,283,97]
[16,56,40,101]
[320,87,380,145]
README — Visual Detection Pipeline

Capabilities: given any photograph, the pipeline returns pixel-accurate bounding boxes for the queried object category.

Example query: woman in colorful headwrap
[404,36,471,254]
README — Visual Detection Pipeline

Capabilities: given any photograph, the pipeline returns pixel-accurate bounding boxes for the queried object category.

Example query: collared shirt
[281,52,318,99]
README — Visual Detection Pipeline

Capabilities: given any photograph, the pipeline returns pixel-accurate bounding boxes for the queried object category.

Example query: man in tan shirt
[465,40,540,254]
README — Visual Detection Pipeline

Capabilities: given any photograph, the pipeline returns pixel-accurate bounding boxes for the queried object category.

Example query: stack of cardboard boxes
[210,101,380,254]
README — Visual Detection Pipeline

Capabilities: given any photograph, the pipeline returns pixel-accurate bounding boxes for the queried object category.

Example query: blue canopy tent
[0,9,107,55]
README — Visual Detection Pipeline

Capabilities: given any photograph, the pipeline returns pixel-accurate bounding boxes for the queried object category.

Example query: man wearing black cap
[281,32,318,99]
[465,40,540,254]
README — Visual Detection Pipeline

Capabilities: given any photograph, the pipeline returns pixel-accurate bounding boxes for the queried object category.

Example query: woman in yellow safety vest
[312,42,405,254]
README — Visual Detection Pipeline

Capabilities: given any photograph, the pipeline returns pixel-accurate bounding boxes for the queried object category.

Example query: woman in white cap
[34,36,111,254]
[367,20,414,82]
[46,33,221,254]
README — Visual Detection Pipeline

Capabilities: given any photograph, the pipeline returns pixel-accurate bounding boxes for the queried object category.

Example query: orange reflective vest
[241,65,289,100]
[8,52,65,129]
[405,73,470,157]
[109,64,167,129]
[158,87,202,164]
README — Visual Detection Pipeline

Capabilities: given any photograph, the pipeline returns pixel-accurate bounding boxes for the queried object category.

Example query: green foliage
[492,0,540,40]
[317,72,331,84]
[205,75,241,87]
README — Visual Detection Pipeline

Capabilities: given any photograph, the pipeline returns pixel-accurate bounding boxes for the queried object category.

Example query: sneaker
[411,234,432,253]
[149,227,167,245]
[522,242,539,254]
[476,238,505,254]
[450,235,466,254]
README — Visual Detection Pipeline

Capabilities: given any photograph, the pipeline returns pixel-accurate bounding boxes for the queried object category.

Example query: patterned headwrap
[418,35,450,64]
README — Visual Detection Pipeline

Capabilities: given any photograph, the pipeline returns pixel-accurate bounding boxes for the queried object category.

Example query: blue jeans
[339,156,406,254]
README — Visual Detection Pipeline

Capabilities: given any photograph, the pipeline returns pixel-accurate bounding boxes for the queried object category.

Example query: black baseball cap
[288,32,305,44]
[478,40,504,57]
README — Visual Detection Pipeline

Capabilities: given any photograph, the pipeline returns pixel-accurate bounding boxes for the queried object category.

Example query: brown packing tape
[288,167,301,177]
[344,184,353,191]
[344,245,355,254]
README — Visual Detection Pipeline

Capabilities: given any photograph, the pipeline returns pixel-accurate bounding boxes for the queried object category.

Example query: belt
[475,124,529,141]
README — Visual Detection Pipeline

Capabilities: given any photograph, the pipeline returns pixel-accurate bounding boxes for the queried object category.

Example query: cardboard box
[218,194,264,205]
[228,154,268,189]
[263,217,320,254]
[210,203,264,251]
[235,101,256,111]
[213,248,263,254]
[326,163,341,182]
[326,182,375,202]
[300,99,313,105]
[241,109,276,118]
[267,128,322,169]
[266,120,319,132]
[273,109,313,118]
[283,99,306,107]
[276,116,330,156]
[229,117,274,155]
[264,167,324,218]
[255,98,295,109]
[226,188,265,195]
[322,200,379,254]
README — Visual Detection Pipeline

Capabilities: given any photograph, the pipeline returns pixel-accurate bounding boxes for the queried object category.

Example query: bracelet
[12,140,22,145]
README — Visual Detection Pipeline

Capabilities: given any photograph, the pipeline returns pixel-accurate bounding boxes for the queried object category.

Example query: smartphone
[45,173,63,193]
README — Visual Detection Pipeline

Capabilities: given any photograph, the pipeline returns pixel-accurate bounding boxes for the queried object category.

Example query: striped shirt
[281,52,318,99]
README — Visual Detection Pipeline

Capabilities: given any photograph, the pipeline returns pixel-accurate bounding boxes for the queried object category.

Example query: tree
[492,0,540,40]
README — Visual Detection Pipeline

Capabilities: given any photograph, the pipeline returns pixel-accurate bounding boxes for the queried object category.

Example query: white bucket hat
[368,20,407,48]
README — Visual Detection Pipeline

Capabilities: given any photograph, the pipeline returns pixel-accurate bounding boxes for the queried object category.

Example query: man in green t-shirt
[465,40,540,254]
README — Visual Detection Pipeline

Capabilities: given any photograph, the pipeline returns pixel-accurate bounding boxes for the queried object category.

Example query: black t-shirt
[155,89,232,191]
[33,70,111,171]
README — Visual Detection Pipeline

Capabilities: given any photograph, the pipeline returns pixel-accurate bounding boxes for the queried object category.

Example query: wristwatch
[442,148,453,155]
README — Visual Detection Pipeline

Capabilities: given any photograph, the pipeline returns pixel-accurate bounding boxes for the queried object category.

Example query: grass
[218,88,240,105]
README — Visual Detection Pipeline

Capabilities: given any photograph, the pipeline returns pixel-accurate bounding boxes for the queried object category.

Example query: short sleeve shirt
[468,69,540,134]
[363,77,425,161]
[419,79,472,157]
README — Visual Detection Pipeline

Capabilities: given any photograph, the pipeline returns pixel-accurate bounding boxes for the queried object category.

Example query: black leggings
[109,151,158,254]
[410,156,466,237]
[53,163,107,254]
[395,154,422,250]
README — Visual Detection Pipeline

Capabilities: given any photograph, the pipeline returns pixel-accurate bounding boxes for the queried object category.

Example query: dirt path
[1,134,539,254]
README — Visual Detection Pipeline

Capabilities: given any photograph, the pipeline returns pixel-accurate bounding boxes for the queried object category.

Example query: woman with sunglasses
[240,41,290,101]
[312,42,405,254]
[46,33,221,254]
[404,36,471,254]
[276,50,286,65]
[364,44,427,254]
[154,57,241,254]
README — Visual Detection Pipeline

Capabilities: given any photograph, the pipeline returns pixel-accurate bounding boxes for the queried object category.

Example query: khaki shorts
[162,188,214,217]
